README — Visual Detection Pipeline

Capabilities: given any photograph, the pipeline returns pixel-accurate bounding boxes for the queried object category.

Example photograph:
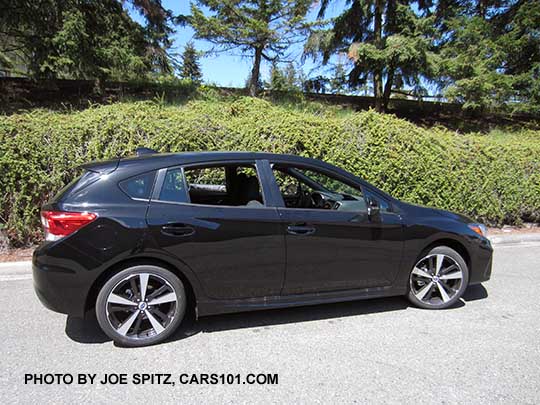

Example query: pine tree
[267,62,288,91]
[267,62,300,91]
[0,0,173,79]
[438,0,540,112]
[283,62,300,90]
[188,0,312,96]
[330,59,348,94]
[306,0,436,111]
[180,42,202,83]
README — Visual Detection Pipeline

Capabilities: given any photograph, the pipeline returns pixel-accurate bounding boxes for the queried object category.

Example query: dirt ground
[0,247,36,263]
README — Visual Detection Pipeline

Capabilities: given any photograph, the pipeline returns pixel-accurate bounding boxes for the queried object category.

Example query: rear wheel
[407,246,469,309]
[96,265,186,347]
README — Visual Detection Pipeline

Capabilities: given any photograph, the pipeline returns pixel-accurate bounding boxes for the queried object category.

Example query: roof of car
[120,151,324,166]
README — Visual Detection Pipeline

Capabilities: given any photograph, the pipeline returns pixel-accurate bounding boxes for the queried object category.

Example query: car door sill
[197,285,407,317]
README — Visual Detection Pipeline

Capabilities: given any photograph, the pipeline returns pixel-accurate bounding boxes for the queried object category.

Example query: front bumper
[469,237,493,285]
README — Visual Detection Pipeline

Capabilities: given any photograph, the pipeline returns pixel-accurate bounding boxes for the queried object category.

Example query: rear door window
[159,168,189,203]
[183,164,264,207]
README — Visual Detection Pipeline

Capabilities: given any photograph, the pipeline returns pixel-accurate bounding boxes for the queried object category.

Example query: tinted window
[184,164,264,207]
[273,170,302,198]
[272,165,365,211]
[185,166,227,191]
[119,171,155,199]
[297,168,362,197]
[53,169,98,201]
[159,168,188,203]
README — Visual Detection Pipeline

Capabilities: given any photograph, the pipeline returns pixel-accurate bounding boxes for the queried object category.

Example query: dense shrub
[1,98,539,246]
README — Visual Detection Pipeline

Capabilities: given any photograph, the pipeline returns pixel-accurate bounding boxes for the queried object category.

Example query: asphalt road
[1,243,539,404]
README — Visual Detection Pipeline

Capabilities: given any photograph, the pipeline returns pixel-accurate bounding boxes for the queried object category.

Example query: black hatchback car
[34,150,492,346]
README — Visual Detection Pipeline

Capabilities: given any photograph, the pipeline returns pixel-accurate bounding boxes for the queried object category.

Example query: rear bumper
[32,245,89,318]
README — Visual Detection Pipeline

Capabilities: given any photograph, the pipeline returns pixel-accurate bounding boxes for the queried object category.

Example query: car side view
[33,149,493,346]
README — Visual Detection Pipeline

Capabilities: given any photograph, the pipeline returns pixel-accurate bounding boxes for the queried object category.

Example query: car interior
[185,165,264,207]
[176,163,367,211]
[272,165,367,211]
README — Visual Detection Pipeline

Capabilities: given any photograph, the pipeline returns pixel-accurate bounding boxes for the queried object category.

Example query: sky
[127,1,348,87]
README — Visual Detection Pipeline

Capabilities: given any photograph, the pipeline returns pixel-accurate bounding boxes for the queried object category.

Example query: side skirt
[197,285,407,317]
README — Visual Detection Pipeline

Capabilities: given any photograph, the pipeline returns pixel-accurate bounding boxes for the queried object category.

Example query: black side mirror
[367,197,380,220]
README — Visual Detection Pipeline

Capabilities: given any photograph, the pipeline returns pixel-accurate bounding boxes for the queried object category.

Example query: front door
[269,163,403,295]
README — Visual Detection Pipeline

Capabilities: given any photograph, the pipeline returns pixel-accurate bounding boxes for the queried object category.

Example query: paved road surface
[1,243,539,404]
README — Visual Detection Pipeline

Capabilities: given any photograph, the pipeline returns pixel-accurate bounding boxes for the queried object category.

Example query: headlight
[468,223,487,237]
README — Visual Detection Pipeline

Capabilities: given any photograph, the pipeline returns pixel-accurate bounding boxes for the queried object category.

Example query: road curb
[0,261,31,269]
[0,261,32,276]
[488,233,540,246]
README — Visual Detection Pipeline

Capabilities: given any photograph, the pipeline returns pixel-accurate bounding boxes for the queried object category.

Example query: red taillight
[40,210,97,241]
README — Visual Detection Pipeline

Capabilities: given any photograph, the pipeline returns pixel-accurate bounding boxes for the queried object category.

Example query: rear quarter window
[53,169,97,201]
[119,171,156,200]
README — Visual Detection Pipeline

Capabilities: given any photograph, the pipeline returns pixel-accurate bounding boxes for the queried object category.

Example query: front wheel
[407,246,469,309]
[96,265,186,347]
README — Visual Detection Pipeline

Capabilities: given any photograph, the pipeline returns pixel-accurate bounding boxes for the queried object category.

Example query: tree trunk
[373,0,384,112]
[249,46,263,97]
[373,71,383,112]
[382,65,395,112]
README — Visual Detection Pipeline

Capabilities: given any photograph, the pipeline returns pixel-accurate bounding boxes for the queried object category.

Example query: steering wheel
[311,191,325,208]
[311,191,337,209]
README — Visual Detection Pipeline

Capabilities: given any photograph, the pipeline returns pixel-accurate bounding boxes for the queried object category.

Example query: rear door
[267,162,403,295]
[146,160,285,300]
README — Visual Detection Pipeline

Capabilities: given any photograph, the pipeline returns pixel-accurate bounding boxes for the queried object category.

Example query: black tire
[96,265,186,347]
[407,246,469,309]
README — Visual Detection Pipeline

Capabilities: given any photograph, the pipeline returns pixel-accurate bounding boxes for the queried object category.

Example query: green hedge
[1,97,539,246]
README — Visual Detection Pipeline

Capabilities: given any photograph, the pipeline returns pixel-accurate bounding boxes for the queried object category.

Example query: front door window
[272,165,367,212]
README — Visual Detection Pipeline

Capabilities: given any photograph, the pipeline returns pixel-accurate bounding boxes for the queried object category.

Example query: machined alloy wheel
[96,265,186,346]
[407,246,469,309]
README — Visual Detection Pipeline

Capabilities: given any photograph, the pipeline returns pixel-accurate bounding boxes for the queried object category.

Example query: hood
[400,201,473,224]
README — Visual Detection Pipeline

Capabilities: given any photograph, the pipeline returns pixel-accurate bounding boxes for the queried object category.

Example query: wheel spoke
[148,292,176,306]
[139,274,149,301]
[117,310,140,336]
[437,282,451,303]
[440,270,462,280]
[147,284,167,301]
[145,310,165,334]
[108,293,137,306]
[415,282,433,301]
[152,308,169,323]
[132,314,143,335]
[130,278,139,297]
[412,267,432,279]
[435,254,444,275]
[440,264,457,275]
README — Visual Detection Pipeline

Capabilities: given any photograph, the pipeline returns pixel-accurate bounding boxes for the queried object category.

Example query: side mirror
[367,197,380,220]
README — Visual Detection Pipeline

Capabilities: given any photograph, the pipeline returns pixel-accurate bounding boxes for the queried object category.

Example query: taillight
[40,210,97,241]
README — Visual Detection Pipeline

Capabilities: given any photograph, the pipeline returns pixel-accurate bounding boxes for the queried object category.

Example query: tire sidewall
[407,246,469,309]
[96,265,186,347]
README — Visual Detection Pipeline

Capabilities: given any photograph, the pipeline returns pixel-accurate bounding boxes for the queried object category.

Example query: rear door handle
[161,224,195,237]
[287,224,316,236]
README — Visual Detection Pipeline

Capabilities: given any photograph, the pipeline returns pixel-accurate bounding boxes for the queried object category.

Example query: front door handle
[287,224,316,236]
[161,224,195,237]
